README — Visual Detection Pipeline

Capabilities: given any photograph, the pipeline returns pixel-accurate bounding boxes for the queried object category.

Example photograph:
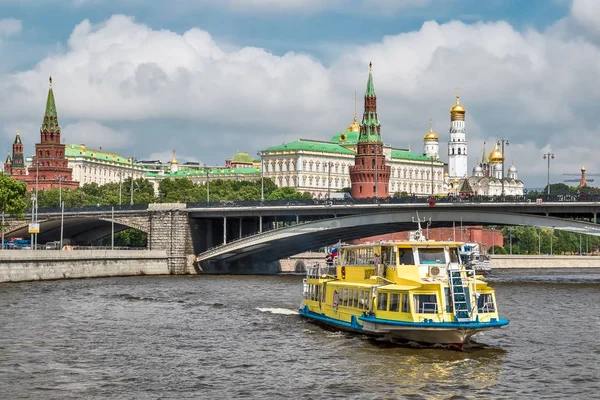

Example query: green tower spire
[358,62,381,143]
[41,76,60,134]
[366,61,375,95]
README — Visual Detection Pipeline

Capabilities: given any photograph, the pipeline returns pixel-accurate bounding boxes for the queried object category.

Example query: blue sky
[1,0,598,187]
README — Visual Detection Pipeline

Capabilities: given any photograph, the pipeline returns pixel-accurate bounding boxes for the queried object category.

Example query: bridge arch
[4,215,149,245]
[198,210,600,268]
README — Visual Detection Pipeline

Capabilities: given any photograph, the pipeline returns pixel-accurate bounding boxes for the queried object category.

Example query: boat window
[389,293,400,312]
[478,293,496,313]
[381,247,393,265]
[359,290,370,309]
[418,248,446,265]
[414,294,438,314]
[342,288,349,306]
[444,288,453,313]
[377,293,388,311]
[353,290,359,308]
[344,248,375,265]
[401,294,410,313]
[449,248,460,263]
[399,249,415,265]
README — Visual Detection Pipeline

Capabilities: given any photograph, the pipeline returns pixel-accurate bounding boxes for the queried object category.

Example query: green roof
[65,144,132,165]
[330,130,359,144]
[231,151,254,164]
[264,139,355,155]
[147,167,261,178]
[366,63,375,96]
[391,149,443,163]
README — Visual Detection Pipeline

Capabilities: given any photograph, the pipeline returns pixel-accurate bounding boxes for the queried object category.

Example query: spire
[5,151,11,164]
[481,142,487,163]
[359,62,381,143]
[13,129,21,144]
[41,76,60,135]
[366,61,375,95]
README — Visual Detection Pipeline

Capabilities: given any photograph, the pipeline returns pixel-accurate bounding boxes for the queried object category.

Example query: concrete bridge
[2,196,600,273]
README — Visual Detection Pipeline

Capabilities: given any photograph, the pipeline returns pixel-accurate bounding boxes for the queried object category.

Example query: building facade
[261,66,445,199]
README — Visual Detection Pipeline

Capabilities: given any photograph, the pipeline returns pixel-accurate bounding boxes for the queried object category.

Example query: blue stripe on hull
[298,306,363,332]
[359,315,509,329]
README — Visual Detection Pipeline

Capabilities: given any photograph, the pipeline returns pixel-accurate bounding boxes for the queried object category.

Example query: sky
[0,0,598,187]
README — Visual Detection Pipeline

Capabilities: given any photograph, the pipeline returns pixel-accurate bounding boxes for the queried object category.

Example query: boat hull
[299,306,508,346]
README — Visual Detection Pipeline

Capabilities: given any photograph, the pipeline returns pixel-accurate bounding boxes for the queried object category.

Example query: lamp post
[491,226,496,255]
[34,160,39,250]
[508,227,514,255]
[550,227,554,255]
[538,227,541,255]
[497,138,509,197]
[58,176,63,207]
[60,201,64,250]
[119,171,123,206]
[543,152,555,196]
[580,234,582,254]
[430,156,435,197]
[257,151,264,202]
[130,155,134,206]
[1,209,4,250]
[327,162,333,200]
[206,168,210,203]
[375,150,378,202]
[111,206,115,250]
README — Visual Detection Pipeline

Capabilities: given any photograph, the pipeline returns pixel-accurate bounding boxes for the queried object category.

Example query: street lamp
[119,171,123,206]
[543,152,555,196]
[497,138,509,197]
[508,227,514,255]
[327,162,333,200]
[538,227,541,255]
[206,168,210,203]
[430,156,435,197]
[58,176,63,207]
[491,226,496,255]
[257,151,264,202]
[550,227,554,255]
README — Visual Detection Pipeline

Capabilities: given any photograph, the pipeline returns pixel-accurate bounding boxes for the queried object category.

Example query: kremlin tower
[349,63,391,199]
[3,77,78,191]
[447,89,468,179]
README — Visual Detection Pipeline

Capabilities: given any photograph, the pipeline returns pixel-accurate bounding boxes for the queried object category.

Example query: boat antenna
[411,211,430,241]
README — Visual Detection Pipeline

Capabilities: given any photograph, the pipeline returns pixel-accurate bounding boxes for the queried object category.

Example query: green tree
[158,178,201,203]
[266,187,312,200]
[122,177,156,204]
[0,173,28,217]
[101,228,147,248]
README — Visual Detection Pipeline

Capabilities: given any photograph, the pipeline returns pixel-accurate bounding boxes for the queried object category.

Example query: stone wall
[147,203,191,274]
[491,255,600,269]
[279,251,325,273]
[0,250,169,283]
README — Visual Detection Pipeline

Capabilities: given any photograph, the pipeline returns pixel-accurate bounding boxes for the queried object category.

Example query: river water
[1,269,600,399]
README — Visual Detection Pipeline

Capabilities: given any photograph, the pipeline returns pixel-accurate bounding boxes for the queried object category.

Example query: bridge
[2,195,600,273]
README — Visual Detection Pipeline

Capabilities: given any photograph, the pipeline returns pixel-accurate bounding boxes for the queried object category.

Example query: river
[1,269,600,399]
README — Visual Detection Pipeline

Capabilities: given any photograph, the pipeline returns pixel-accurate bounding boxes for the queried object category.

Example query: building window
[372,159,375,168]
[359,186,363,194]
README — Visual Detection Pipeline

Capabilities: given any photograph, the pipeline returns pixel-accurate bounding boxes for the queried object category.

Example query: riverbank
[491,255,600,269]
[0,250,169,283]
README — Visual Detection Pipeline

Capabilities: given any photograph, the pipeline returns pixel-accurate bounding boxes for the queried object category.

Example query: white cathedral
[423,91,524,197]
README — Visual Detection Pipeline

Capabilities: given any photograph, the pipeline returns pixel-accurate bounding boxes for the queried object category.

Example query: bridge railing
[188,194,600,209]
[31,204,150,215]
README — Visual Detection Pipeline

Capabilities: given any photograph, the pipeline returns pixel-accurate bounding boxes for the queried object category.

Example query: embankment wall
[491,255,600,269]
[0,250,169,283]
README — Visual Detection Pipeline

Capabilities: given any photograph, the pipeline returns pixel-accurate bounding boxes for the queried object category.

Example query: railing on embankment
[0,250,169,283]
[491,255,600,269]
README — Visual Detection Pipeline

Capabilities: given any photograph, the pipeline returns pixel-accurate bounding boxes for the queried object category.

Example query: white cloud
[0,18,22,37]
[61,121,133,149]
[3,5,600,186]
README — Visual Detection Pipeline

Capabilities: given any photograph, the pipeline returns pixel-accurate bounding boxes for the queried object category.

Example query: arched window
[452,148,455,155]
[359,186,363,194]
[458,148,461,155]
[372,159,375,168]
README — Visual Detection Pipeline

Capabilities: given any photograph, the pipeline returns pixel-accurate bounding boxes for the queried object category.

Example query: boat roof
[339,240,464,249]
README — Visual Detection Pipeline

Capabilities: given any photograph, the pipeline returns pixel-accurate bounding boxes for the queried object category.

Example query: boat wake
[256,307,298,315]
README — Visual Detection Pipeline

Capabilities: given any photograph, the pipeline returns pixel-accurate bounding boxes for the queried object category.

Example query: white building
[261,114,445,198]
[447,91,468,179]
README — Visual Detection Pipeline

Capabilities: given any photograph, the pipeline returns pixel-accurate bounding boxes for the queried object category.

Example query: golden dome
[581,165,586,171]
[423,119,438,141]
[346,115,360,132]
[488,143,503,163]
[170,149,178,165]
[450,88,466,120]
[444,172,449,177]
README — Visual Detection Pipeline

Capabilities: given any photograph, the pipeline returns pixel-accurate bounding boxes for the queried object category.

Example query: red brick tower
[31,77,78,190]
[349,63,391,199]
[10,130,26,176]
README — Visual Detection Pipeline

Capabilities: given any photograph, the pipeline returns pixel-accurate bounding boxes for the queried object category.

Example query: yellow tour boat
[299,229,508,349]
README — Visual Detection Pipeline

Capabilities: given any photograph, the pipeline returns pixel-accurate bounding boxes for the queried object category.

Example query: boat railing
[419,303,438,314]
[478,301,496,313]
[306,263,337,279]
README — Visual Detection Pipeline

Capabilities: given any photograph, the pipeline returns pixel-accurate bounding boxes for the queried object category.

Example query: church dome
[423,120,438,141]
[474,165,483,173]
[488,143,503,163]
[508,164,517,172]
[346,115,360,132]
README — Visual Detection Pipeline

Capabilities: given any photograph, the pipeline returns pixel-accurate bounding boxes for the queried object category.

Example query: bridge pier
[147,204,193,274]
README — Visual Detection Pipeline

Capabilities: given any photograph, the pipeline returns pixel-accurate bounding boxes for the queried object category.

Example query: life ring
[428,198,436,207]
[341,266,346,280]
